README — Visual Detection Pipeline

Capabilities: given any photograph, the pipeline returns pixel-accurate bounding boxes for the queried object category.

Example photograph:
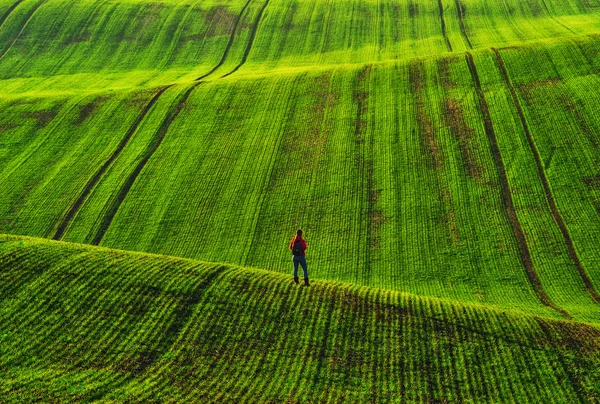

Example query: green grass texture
[2,0,600,400]
[2,234,600,402]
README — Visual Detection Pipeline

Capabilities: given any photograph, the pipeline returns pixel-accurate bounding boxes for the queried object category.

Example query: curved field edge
[1,234,600,402]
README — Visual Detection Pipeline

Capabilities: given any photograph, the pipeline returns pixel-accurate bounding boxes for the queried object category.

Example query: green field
[2,234,600,401]
[1,0,600,400]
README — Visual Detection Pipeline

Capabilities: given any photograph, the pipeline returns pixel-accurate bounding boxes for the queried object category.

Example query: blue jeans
[293,255,308,279]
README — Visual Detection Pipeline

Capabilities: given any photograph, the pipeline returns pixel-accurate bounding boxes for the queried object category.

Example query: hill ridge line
[2,32,600,99]
[1,232,597,327]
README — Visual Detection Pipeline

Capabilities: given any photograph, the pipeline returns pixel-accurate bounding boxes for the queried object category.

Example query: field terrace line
[492,47,600,306]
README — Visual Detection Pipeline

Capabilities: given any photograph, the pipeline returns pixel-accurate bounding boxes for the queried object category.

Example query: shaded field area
[1,234,600,402]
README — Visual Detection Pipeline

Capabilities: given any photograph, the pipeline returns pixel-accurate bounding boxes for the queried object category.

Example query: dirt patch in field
[27,110,59,128]
[443,98,483,181]
[64,32,91,45]
[126,88,161,108]
[197,5,250,39]
[409,60,443,170]
[437,56,460,89]
[0,122,17,132]
[74,96,109,125]
[408,1,419,17]
[584,173,600,188]
[521,77,563,90]
[281,72,338,159]
[560,96,598,148]
[528,0,543,16]
[593,200,600,216]
[539,319,600,354]
[369,187,385,249]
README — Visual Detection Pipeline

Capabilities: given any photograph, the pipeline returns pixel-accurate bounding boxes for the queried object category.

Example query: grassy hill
[2,0,600,400]
[2,234,600,402]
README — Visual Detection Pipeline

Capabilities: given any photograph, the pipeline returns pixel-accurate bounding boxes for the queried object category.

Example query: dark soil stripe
[353,65,374,283]
[454,0,472,49]
[51,86,171,241]
[221,0,270,78]
[196,0,254,81]
[466,52,570,318]
[0,0,25,28]
[492,48,600,305]
[91,82,203,245]
[0,0,46,61]
[437,0,452,52]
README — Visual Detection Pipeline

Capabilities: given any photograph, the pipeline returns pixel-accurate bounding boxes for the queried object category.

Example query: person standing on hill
[289,229,309,286]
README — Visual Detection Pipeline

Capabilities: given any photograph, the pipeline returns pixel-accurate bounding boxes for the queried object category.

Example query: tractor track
[492,48,600,306]
[0,0,46,62]
[91,82,203,245]
[437,0,452,52]
[454,0,472,49]
[196,0,254,81]
[51,86,172,241]
[0,0,26,28]
[466,52,570,318]
[221,0,271,78]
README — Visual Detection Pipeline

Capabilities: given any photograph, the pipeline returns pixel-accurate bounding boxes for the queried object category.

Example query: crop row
[1,234,599,402]
[2,40,600,322]
[0,237,600,402]
[0,0,599,95]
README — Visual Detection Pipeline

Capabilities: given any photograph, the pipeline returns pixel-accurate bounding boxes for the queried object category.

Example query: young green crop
[1,234,600,402]
[1,0,600,400]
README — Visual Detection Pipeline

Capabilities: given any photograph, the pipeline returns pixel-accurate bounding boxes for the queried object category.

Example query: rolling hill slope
[2,41,600,322]
[2,234,600,402]
[2,0,600,400]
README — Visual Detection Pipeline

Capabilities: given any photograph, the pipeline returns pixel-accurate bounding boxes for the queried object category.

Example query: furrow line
[52,86,172,241]
[492,47,600,305]
[195,273,282,400]
[311,286,337,390]
[0,0,25,28]
[454,0,472,49]
[437,0,453,52]
[289,284,331,398]
[252,283,305,401]
[91,82,203,245]
[221,0,271,78]
[95,265,227,401]
[232,279,295,401]
[354,65,373,283]
[0,0,46,62]
[539,0,576,35]
[155,267,226,368]
[196,0,254,81]
[466,52,570,318]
